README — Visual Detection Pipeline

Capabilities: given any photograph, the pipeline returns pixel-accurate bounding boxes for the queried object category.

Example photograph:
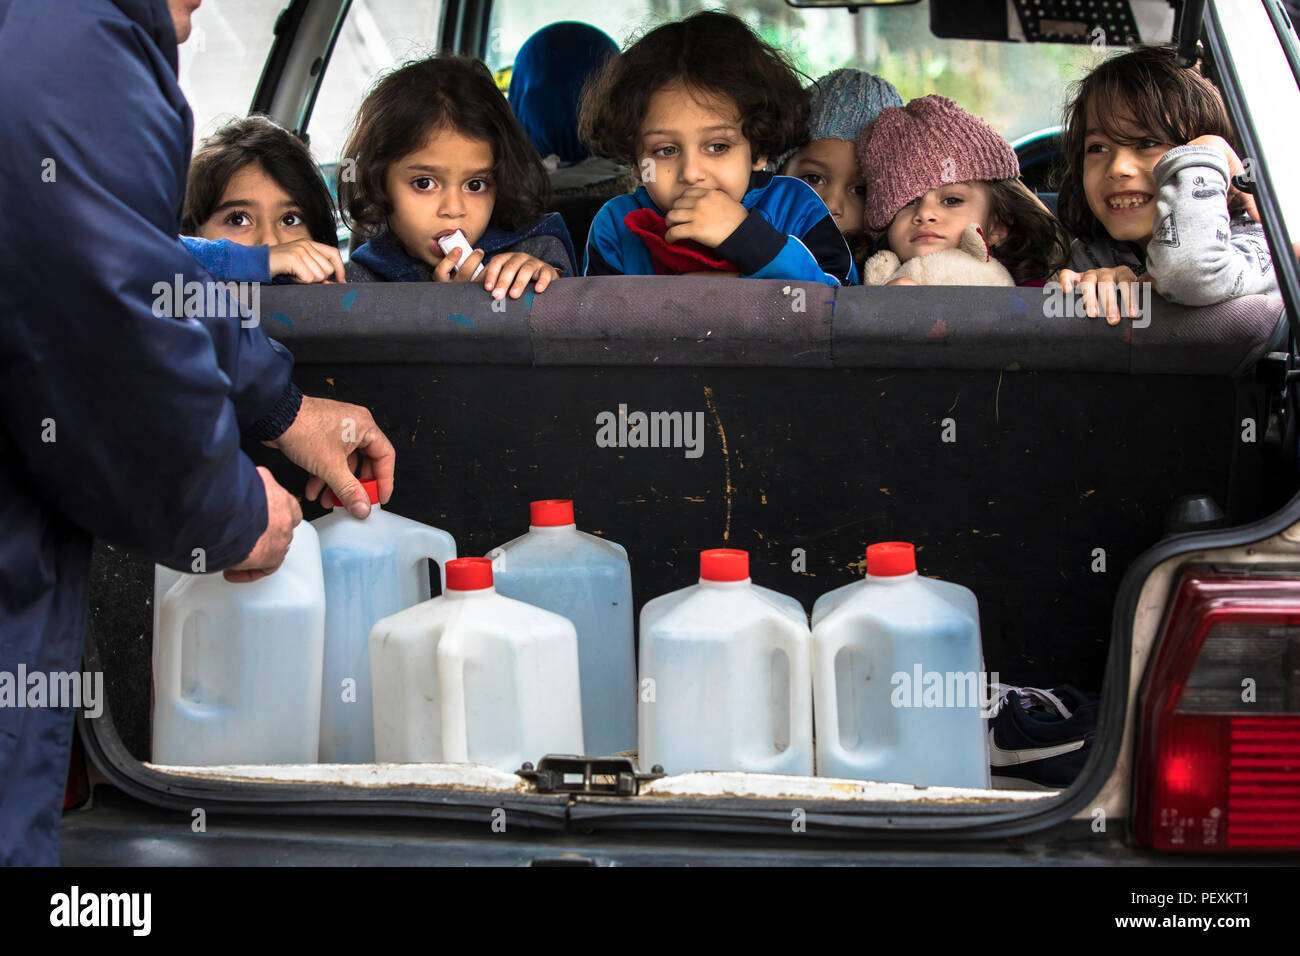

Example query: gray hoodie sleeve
[1144,145,1277,306]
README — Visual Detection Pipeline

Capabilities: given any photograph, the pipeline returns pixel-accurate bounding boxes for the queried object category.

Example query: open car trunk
[80,278,1288,836]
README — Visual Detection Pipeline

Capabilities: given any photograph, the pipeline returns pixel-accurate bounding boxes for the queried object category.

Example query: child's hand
[482,252,559,299]
[664,187,749,249]
[433,245,487,283]
[886,276,919,286]
[1057,266,1151,325]
[269,239,346,284]
[1186,134,1261,223]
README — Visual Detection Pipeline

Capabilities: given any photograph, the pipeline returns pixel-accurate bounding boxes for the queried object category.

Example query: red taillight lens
[1134,570,1300,851]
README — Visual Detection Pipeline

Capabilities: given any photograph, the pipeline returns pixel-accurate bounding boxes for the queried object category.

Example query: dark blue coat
[0,0,303,864]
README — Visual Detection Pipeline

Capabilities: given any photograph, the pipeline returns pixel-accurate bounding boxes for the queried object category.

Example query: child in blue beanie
[778,69,903,268]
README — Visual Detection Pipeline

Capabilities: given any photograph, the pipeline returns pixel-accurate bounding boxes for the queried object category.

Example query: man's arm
[0,2,276,570]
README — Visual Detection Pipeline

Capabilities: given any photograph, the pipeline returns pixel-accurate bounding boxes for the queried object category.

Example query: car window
[485,0,1103,141]
[306,0,443,167]
[177,0,286,142]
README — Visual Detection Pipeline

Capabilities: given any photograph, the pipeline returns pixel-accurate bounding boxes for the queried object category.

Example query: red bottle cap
[446,557,493,591]
[323,479,380,509]
[700,548,749,582]
[530,499,575,526]
[866,542,916,576]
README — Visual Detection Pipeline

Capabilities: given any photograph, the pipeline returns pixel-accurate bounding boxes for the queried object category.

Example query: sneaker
[988,684,1098,791]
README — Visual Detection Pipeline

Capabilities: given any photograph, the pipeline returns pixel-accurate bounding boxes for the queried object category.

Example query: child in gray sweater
[1054,46,1276,322]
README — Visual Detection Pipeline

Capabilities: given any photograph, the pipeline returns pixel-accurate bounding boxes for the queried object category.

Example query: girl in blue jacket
[338,55,575,298]
[577,12,857,286]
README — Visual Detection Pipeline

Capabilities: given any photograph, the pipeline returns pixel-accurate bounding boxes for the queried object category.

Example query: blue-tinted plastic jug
[312,479,457,762]
[811,542,989,788]
[639,549,813,776]
[486,499,635,755]
[152,520,326,765]
[370,557,585,769]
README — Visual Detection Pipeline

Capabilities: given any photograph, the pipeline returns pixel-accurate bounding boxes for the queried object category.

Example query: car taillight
[1133,569,1300,851]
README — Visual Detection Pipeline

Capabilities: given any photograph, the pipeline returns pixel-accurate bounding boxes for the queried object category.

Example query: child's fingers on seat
[1100,280,1120,325]
[1078,275,1097,317]
[534,265,558,292]
[509,260,539,298]
[483,251,517,291]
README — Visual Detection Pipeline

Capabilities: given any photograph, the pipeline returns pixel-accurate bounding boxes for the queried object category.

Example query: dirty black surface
[87,363,1243,763]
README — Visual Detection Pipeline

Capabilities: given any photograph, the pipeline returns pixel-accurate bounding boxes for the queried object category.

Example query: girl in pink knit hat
[856,95,1068,286]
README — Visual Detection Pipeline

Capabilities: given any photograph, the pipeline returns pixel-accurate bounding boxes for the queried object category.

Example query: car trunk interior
[79,279,1288,832]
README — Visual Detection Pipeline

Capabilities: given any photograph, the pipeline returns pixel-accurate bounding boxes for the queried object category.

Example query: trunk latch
[517,755,665,795]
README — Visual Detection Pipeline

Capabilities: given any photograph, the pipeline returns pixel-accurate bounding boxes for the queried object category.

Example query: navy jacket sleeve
[0,1,290,570]
[181,236,272,283]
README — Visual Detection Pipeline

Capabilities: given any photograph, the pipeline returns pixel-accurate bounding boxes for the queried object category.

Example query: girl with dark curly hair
[339,55,575,297]
[577,11,856,285]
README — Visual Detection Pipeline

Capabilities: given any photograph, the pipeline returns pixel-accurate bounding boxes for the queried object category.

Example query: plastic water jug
[153,564,184,644]
[638,549,813,776]
[312,479,457,762]
[369,557,584,770]
[811,541,989,788]
[486,499,635,756]
[152,520,326,765]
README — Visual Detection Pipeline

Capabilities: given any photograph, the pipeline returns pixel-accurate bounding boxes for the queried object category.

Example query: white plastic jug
[312,479,457,762]
[152,520,326,766]
[369,557,584,770]
[811,541,989,788]
[638,549,813,776]
[153,564,184,645]
[486,499,635,756]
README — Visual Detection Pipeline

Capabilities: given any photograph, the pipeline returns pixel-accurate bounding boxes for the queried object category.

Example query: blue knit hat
[777,69,904,171]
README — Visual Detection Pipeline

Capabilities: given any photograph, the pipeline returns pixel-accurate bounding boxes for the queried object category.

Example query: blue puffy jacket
[0,0,303,864]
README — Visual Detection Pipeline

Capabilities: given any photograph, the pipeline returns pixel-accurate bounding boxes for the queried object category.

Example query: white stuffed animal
[864,223,1014,287]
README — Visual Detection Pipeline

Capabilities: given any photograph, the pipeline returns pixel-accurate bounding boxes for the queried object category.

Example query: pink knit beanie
[857,95,1020,232]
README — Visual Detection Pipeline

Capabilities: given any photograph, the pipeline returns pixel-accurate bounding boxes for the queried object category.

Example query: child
[339,55,576,297]
[182,115,345,284]
[1056,45,1273,321]
[777,69,903,269]
[856,95,1069,286]
[577,12,856,286]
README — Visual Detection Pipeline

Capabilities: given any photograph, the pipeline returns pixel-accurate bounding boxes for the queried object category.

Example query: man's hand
[1057,265,1151,325]
[268,239,346,284]
[264,396,396,518]
[224,466,302,583]
[664,187,749,249]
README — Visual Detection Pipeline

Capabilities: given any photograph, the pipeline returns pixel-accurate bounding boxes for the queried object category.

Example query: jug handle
[735,627,808,775]
[436,636,470,764]
[813,628,854,774]
[155,581,219,724]
[400,528,458,598]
